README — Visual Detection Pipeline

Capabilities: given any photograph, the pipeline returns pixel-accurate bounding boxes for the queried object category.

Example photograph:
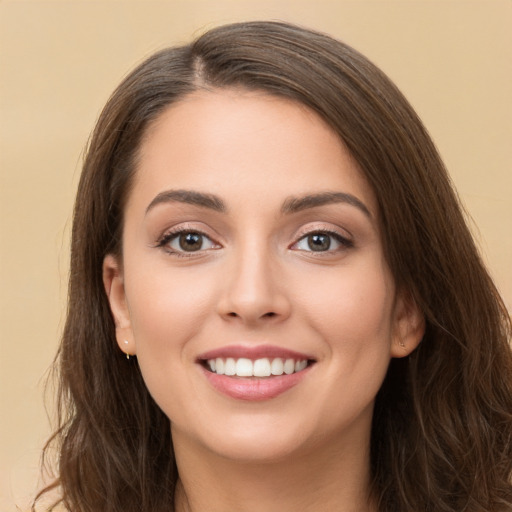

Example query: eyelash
[155,227,353,258]
[292,229,354,253]
[156,227,218,258]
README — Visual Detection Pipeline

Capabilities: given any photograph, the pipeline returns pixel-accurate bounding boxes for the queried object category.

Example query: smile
[197,345,316,401]
[206,357,309,377]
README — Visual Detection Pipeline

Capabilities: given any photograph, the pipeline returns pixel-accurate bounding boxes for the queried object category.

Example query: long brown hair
[35,21,512,511]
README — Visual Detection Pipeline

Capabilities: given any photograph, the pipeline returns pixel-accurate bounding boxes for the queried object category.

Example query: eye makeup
[292,229,354,253]
[154,224,221,258]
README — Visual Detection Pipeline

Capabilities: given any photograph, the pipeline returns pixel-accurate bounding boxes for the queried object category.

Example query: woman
[35,21,512,511]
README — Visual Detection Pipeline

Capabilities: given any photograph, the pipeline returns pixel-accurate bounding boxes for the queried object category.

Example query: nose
[216,244,291,326]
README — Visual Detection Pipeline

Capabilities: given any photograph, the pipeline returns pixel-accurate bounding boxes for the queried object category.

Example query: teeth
[235,358,253,376]
[295,360,307,372]
[224,358,236,376]
[206,357,309,377]
[253,358,271,377]
[283,359,295,375]
[215,358,225,375]
[270,358,283,375]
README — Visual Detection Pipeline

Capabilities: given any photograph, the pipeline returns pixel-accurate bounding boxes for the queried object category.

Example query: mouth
[201,357,314,377]
[196,345,316,401]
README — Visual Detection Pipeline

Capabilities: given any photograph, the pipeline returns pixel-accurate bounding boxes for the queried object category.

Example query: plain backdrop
[1,1,511,510]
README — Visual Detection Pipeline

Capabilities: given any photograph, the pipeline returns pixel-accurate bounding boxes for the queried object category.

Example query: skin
[103,89,424,512]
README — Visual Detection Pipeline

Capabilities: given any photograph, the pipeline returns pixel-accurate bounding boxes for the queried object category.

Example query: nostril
[223,310,281,321]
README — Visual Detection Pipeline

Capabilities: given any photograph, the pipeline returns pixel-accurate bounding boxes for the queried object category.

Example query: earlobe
[102,254,136,357]
[391,292,425,358]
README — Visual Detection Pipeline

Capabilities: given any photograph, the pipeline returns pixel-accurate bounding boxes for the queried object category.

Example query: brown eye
[160,230,218,254]
[292,230,353,253]
[178,232,203,251]
[307,233,331,251]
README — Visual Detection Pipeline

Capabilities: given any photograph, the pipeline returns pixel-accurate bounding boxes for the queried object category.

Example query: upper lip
[196,344,315,362]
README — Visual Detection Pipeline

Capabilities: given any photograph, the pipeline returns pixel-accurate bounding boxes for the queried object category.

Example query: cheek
[299,260,394,341]
[295,259,395,391]
[124,262,218,373]
[123,263,220,418]
[294,263,395,436]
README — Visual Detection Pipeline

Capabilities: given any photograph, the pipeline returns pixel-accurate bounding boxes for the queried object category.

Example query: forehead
[130,89,377,215]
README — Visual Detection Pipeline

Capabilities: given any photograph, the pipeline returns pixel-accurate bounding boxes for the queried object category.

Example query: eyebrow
[145,189,371,218]
[281,192,371,218]
[145,189,226,214]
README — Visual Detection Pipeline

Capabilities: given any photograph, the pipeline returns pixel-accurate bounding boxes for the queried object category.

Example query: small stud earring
[124,340,131,360]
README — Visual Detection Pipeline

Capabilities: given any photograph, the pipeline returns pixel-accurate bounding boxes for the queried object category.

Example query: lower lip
[201,365,312,401]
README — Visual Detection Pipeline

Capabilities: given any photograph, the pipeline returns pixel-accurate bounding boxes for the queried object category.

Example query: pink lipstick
[197,344,315,401]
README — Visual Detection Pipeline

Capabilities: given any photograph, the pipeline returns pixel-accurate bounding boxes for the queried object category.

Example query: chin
[172,413,315,464]
[206,433,310,464]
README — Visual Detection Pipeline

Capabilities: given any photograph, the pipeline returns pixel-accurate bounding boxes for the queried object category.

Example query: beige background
[1,0,511,509]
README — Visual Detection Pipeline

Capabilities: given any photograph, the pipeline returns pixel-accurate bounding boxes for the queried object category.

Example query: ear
[103,254,136,357]
[390,290,425,358]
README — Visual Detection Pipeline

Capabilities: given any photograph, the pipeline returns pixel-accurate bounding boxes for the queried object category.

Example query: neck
[172,428,376,512]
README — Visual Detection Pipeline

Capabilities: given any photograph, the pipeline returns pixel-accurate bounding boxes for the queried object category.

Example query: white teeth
[215,358,225,375]
[253,358,271,377]
[283,359,295,375]
[270,358,284,375]
[224,358,236,375]
[235,358,253,377]
[206,357,309,377]
[295,360,307,372]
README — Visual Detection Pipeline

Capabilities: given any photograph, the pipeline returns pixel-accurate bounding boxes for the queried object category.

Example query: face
[104,89,423,463]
